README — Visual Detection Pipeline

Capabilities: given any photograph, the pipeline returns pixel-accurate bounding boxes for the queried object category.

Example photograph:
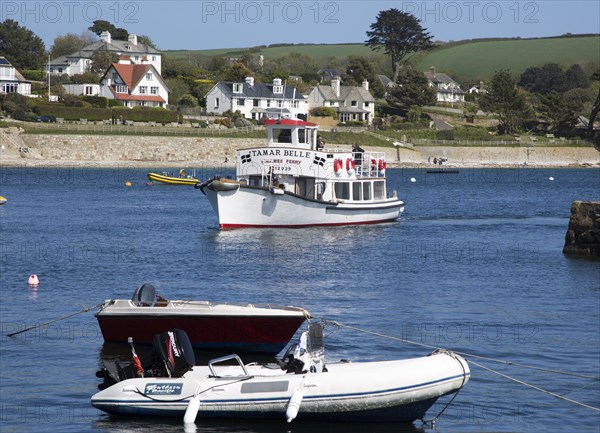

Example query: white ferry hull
[204,185,404,229]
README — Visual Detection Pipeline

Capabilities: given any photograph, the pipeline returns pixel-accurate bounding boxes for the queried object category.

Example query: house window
[365,102,370,107]
[151,86,158,94]
[233,83,243,93]
[134,56,139,61]
[351,100,357,107]
[215,97,219,109]
[277,100,283,108]
[237,98,245,106]
[266,100,271,107]
[253,99,259,107]
[125,45,131,51]
[116,85,128,93]
[85,86,94,95]
[139,86,147,94]
[152,56,156,61]
[140,101,146,106]
[292,101,299,108]
[146,73,153,80]
[273,85,283,94]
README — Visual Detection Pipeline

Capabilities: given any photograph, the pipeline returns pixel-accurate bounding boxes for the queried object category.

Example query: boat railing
[354,151,387,178]
[208,354,250,377]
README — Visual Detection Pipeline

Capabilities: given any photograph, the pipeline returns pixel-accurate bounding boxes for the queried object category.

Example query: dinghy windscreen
[153,329,195,377]
[131,283,156,307]
[308,323,324,355]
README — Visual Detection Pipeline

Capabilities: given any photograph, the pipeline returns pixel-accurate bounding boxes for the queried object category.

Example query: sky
[2,1,600,50]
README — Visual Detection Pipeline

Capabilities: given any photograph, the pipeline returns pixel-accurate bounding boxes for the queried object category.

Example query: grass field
[164,35,600,82]
[414,36,600,82]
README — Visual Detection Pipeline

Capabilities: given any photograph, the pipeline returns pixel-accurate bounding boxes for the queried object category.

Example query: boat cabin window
[334,182,350,200]
[295,177,315,199]
[298,128,305,144]
[275,128,292,143]
[352,182,361,200]
[249,175,262,187]
[374,180,385,200]
[363,182,372,200]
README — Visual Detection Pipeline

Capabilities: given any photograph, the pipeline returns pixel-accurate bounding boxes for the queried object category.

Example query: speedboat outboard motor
[153,328,195,377]
[96,328,195,390]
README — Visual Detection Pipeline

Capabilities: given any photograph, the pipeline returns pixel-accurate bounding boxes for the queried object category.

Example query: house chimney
[245,76,254,86]
[273,78,282,86]
[331,76,341,97]
[128,34,138,45]
[362,79,369,91]
[100,31,111,44]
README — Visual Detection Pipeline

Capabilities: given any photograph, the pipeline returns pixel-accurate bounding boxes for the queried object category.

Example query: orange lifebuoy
[346,158,355,173]
[334,158,342,173]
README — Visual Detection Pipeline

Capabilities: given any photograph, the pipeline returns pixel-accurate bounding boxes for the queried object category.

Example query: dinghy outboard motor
[153,329,195,377]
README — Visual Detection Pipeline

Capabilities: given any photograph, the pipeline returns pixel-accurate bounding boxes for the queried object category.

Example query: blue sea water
[0,166,598,433]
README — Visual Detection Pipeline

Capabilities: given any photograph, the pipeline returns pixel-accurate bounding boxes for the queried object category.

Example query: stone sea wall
[0,129,598,168]
[563,201,600,257]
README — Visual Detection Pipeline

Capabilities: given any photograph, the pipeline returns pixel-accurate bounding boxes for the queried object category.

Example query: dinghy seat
[131,283,156,307]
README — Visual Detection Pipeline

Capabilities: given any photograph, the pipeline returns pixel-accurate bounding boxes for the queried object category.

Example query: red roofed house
[99,57,169,108]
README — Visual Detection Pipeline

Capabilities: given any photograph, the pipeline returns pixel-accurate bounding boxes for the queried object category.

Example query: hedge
[34,105,112,121]
[112,107,179,123]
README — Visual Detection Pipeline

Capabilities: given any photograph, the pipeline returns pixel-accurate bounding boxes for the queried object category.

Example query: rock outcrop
[563,201,600,257]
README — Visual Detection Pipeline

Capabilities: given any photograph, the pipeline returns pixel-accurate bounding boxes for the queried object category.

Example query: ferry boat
[195,119,404,228]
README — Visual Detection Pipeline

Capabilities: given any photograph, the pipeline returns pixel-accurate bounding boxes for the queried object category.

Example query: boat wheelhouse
[196,119,404,228]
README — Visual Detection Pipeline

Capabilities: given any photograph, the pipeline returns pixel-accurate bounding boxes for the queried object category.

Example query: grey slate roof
[216,82,306,100]
[48,39,160,65]
[316,85,375,103]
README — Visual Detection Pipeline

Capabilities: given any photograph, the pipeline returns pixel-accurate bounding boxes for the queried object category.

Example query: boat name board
[239,147,342,177]
[144,383,184,395]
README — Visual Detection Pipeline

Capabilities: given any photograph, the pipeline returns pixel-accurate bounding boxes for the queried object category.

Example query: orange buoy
[28,274,39,286]
[125,181,132,187]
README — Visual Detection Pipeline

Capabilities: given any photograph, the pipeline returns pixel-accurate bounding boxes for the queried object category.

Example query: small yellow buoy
[0,196,7,205]
[125,181,132,187]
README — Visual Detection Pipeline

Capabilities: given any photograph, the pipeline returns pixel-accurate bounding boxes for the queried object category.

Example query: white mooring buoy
[28,274,39,286]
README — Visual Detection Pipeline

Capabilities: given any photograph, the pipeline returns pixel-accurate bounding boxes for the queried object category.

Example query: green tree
[345,55,375,86]
[137,35,158,49]
[519,63,567,94]
[0,19,46,70]
[537,91,582,132]
[88,20,128,40]
[221,62,253,82]
[387,66,436,112]
[365,9,433,80]
[480,70,530,134]
[565,64,590,91]
[90,51,118,74]
[50,32,95,58]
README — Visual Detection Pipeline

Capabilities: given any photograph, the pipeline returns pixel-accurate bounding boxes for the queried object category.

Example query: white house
[99,57,169,108]
[307,77,375,124]
[0,57,32,96]
[47,32,162,76]
[424,67,465,103]
[205,77,307,120]
[62,83,101,97]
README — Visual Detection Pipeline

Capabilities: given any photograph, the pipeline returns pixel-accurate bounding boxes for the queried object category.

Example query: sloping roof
[111,63,152,89]
[0,56,30,83]
[216,81,306,100]
[48,38,160,65]
[315,85,375,104]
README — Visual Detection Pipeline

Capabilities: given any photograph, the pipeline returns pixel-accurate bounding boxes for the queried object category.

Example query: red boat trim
[219,218,399,229]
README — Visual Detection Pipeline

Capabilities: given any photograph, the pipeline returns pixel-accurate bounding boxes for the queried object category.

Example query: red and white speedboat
[196,118,404,229]
[95,284,310,355]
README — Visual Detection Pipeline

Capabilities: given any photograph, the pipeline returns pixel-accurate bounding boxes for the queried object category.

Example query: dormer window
[273,85,283,94]
[233,83,243,93]
[125,45,131,51]
[116,85,128,93]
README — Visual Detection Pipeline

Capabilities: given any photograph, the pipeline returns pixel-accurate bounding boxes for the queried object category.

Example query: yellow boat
[147,170,199,185]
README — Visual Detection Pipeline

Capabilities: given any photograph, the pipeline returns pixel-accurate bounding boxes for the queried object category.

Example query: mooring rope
[322,320,600,412]
[324,320,600,380]
[468,359,600,412]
